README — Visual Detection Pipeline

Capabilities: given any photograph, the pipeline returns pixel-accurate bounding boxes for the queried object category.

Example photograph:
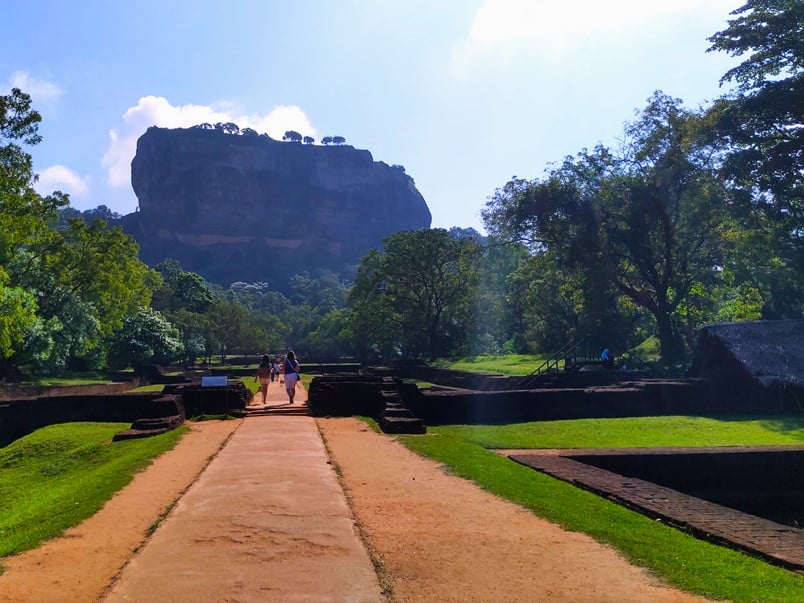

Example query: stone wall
[0,393,183,446]
[406,378,788,425]
[164,380,250,416]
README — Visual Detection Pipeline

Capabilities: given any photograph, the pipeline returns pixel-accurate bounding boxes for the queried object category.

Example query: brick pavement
[510,446,804,573]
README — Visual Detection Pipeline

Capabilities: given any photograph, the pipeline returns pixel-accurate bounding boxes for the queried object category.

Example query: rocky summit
[121,126,431,285]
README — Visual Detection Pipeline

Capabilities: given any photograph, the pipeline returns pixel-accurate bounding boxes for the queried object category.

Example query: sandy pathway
[0,419,240,603]
[319,417,706,602]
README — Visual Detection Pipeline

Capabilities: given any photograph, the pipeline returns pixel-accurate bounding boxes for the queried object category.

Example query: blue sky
[3,0,741,231]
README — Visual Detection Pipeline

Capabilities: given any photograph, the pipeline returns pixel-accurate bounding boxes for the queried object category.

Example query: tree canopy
[0,88,160,374]
[484,93,730,362]
[349,229,481,359]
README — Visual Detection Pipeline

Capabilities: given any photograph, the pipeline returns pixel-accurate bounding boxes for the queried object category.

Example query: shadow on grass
[713,414,804,439]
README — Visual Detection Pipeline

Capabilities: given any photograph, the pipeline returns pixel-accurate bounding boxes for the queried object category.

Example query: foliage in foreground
[0,422,185,558]
[396,418,804,602]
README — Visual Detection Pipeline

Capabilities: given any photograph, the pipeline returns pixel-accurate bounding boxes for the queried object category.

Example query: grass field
[432,354,555,376]
[401,378,439,388]
[397,415,804,602]
[22,372,113,386]
[0,423,186,562]
[436,415,804,449]
[127,384,165,393]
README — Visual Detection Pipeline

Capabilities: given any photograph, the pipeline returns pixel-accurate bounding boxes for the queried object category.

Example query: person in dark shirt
[283,350,301,404]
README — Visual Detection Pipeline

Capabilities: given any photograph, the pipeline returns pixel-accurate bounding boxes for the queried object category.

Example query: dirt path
[0,419,240,603]
[319,417,706,602]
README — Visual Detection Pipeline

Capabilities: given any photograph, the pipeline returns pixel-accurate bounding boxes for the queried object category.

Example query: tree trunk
[655,309,685,365]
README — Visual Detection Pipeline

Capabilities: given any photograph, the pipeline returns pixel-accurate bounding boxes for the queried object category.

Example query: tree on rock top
[283,130,302,142]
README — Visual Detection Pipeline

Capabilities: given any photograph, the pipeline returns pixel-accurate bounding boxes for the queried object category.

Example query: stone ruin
[307,374,425,434]
[0,378,251,445]
[688,319,804,409]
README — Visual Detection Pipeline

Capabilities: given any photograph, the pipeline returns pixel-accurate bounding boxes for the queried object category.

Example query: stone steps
[113,413,184,441]
[379,416,426,434]
[243,405,310,417]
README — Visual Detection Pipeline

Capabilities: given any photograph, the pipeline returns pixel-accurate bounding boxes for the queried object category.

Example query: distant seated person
[600,347,614,370]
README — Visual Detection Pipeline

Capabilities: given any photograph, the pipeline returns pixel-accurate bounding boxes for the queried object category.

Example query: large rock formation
[123,126,431,284]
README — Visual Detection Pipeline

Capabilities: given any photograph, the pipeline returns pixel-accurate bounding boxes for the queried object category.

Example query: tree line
[1,1,800,375]
[343,1,804,366]
[189,121,347,147]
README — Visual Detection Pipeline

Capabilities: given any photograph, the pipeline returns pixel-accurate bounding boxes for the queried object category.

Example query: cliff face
[127,126,431,284]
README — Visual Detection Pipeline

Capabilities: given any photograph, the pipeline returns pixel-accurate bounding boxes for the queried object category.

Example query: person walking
[283,350,301,404]
[255,354,272,405]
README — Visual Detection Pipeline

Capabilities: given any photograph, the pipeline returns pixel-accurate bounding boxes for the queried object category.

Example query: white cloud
[35,165,89,198]
[3,71,62,102]
[102,96,317,188]
[453,0,740,72]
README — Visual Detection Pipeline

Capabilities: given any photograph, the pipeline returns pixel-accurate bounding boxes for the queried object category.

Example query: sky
[2,0,743,232]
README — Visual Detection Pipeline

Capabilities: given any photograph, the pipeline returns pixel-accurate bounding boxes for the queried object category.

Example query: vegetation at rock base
[1,1,802,378]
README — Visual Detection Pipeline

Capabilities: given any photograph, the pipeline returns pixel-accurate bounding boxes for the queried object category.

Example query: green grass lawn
[127,384,165,393]
[436,415,804,449]
[242,377,261,395]
[0,422,186,562]
[22,372,113,386]
[432,354,555,376]
[217,363,260,370]
[401,378,439,388]
[395,415,804,602]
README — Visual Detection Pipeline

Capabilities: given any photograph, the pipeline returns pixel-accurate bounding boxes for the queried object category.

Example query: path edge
[98,419,244,600]
[316,417,394,602]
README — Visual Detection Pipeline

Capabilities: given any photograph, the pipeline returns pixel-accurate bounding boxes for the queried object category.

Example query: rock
[124,126,431,284]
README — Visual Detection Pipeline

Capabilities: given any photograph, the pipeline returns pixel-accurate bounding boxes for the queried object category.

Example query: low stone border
[508,446,804,572]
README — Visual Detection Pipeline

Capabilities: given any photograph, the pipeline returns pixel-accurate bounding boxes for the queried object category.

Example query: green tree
[152,259,215,314]
[167,309,208,364]
[0,268,39,360]
[348,250,400,359]
[47,219,158,338]
[707,0,804,317]
[484,94,729,363]
[106,308,183,369]
[348,229,482,359]
[1,88,163,373]
[305,309,353,357]
[707,0,803,202]
[282,130,302,143]
[204,300,263,361]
